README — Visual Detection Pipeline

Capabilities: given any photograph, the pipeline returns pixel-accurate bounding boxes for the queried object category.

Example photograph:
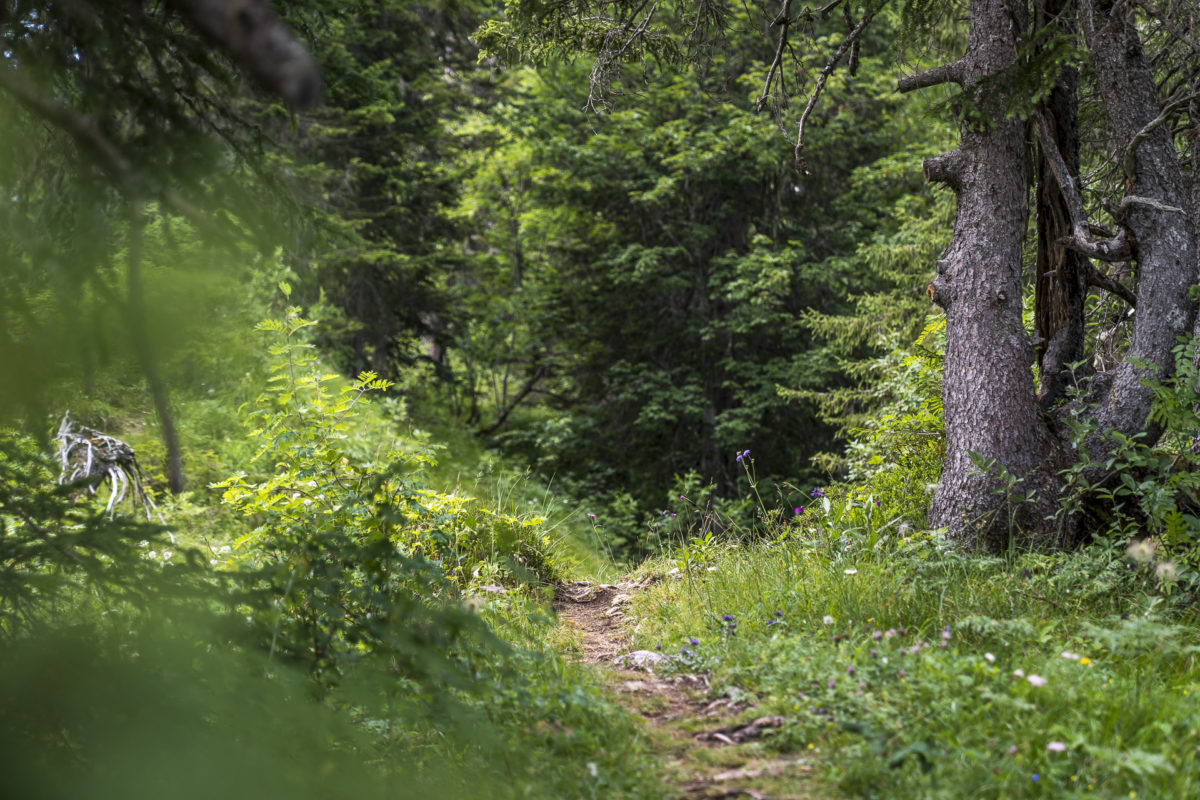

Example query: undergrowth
[1,297,657,799]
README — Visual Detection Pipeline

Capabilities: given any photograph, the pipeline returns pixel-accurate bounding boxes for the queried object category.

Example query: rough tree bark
[1082,0,1196,444]
[898,0,1199,548]
[900,0,1061,547]
[1033,0,1091,410]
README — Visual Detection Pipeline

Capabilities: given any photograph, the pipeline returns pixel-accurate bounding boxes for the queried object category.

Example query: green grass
[628,527,1200,798]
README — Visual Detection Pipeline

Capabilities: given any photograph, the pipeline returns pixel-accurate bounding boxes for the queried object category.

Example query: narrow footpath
[554,579,826,800]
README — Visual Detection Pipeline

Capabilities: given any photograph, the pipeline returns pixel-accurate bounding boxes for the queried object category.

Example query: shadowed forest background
[4,1,1200,798]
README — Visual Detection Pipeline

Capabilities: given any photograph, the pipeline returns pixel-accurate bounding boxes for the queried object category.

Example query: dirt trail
[554,579,821,800]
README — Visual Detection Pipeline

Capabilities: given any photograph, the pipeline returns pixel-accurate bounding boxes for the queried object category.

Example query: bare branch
[897,60,965,93]
[167,0,320,109]
[476,364,547,438]
[1122,89,1200,178]
[1034,110,1132,260]
[585,0,657,111]
[1117,194,1186,215]
[756,0,793,112]
[792,6,880,173]
[1085,263,1137,307]
[1129,0,1200,58]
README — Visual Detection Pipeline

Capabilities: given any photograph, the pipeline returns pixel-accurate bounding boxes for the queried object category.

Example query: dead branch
[897,60,965,93]
[1085,262,1138,307]
[756,0,794,112]
[1122,89,1200,178]
[1034,110,1133,261]
[792,7,880,174]
[167,0,320,109]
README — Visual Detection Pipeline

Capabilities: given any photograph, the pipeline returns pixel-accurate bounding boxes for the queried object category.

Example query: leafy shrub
[0,429,208,639]
[215,294,562,685]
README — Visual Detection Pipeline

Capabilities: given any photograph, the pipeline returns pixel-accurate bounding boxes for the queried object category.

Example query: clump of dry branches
[55,412,157,520]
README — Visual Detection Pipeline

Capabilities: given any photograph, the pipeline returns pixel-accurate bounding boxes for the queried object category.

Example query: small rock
[699,715,786,744]
[613,650,668,670]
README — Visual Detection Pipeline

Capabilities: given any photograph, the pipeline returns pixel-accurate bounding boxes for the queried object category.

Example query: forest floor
[554,578,829,800]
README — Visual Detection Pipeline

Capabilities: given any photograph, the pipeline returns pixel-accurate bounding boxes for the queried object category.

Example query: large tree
[482,0,1200,547]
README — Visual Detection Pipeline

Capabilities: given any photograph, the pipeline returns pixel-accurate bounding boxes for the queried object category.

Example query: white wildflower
[1126,539,1157,564]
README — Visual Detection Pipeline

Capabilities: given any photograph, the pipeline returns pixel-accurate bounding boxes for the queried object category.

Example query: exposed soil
[554,578,823,799]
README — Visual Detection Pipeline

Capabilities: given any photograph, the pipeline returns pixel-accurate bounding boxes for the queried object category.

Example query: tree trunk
[1081,1,1197,442]
[1033,1,1089,409]
[902,0,1060,547]
[897,0,1200,549]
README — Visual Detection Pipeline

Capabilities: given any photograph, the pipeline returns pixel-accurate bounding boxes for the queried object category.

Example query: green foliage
[1,301,664,798]
[1051,338,1200,581]
[215,301,562,684]
[0,430,208,639]
[628,502,1200,799]
[296,1,497,379]
[453,25,935,552]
